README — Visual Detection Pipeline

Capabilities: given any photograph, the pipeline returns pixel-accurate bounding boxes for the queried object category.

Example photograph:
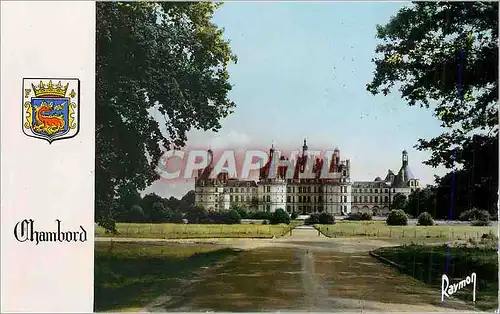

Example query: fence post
[403,230,405,238]
[428,252,433,284]
[414,230,417,238]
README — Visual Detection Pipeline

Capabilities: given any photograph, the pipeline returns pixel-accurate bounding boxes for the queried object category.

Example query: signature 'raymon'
[441,273,476,302]
[13,219,87,245]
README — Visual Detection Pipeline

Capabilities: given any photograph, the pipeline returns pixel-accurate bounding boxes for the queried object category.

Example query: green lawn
[372,242,498,311]
[316,220,496,243]
[94,241,239,312]
[95,223,297,239]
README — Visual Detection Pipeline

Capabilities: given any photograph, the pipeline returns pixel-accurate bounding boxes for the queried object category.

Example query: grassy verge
[95,223,297,239]
[94,241,239,312]
[316,220,496,243]
[372,242,498,311]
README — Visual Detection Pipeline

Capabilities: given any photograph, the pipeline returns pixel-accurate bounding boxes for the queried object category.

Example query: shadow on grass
[373,244,498,311]
[94,242,239,312]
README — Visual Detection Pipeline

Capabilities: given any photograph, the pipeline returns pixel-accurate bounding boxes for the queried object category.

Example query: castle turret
[402,149,408,167]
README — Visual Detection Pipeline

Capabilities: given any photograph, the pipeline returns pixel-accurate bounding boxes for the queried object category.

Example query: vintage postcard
[2,1,499,313]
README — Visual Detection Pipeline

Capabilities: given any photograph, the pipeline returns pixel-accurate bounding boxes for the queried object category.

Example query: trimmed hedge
[386,209,408,226]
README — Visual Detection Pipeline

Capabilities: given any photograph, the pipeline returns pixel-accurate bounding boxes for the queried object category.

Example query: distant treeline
[113,189,292,224]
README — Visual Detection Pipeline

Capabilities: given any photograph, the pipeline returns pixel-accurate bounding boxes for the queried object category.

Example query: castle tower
[208,149,214,168]
[402,150,408,167]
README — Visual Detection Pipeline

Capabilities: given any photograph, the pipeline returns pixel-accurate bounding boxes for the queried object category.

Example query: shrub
[417,212,434,226]
[481,231,498,241]
[170,211,184,223]
[235,207,249,219]
[270,208,291,225]
[471,220,491,226]
[386,209,408,226]
[185,206,209,223]
[459,208,490,222]
[318,212,335,224]
[226,210,242,224]
[346,212,372,221]
[291,211,299,220]
[262,220,269,225]
[305,213,320,225]
[249,211,272,220]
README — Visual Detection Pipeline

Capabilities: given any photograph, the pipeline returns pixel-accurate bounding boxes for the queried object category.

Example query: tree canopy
[367,2,498,169]
[96,2,237,230]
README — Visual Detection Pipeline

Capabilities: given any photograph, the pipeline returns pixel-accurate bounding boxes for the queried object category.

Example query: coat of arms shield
[22,78,80,143]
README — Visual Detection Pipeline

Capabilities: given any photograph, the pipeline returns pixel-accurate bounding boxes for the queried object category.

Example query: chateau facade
[194,140,420,215]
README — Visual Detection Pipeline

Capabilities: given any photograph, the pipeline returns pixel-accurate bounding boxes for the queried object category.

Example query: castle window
[266,195,270,202]
[364,196,368,203]
[230,188,233,193]
[384,196,388,202]
[393,189,395,193]
[230,196,233,202]
[354,196,357,202]
[246,196,250,202]
[299,196,302,203]
[298,187,302,193]
[318,196,323,202]
[343,196,347,203]
[293,187,295,193]
[287,196,291,202]
[247,187,250,192]
[308,196,311,202]
[384,189,388,193]
[308,187,311,193]
[370,189,373,193]
[267,186,271,193]
[374,196,378,203]
[235,196,238,202]
[287,187,291,193]
[235,188,239,193]
[375,189,378,193]
[370,196,372,203]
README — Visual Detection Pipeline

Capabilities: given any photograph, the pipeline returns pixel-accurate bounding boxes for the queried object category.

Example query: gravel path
[98,227,478,312]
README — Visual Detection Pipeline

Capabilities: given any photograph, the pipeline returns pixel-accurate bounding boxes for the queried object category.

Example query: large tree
[367,2,498,169]
[96,2,237,231]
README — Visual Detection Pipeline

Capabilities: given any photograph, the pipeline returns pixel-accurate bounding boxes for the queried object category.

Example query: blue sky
[146,1,448,198]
